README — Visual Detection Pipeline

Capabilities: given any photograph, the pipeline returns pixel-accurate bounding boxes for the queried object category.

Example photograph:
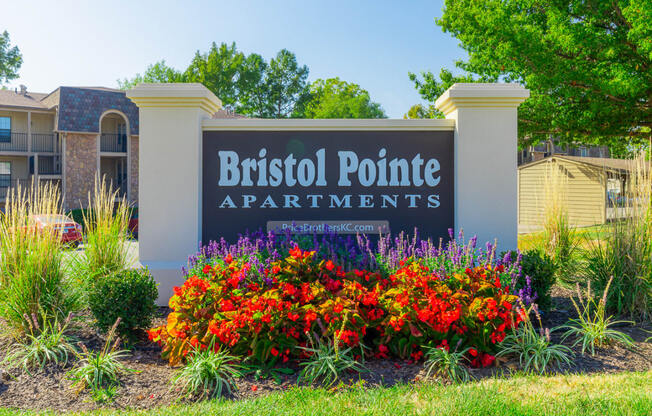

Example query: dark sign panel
[202,130,454,242]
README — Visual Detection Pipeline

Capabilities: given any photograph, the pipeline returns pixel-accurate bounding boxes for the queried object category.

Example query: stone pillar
[64,133,99,209]
[127,84,221,304]
[435,83,529,250]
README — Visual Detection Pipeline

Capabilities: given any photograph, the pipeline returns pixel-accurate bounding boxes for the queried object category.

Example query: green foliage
[298,336,366,387]
[583,155,652,319]
[559,278,635,356]
[403,103,440,120]
[423,345,471,384]
[497,306,573,374]
[88,268,158,343]
[0,30,22,84]
[117,60,183,90]
[406,68,493,119]
[296,77,386,119]
[3,312,77,373]
[119,42,310,118]
[69,318,132,396]
[172,345,242,398]
[413,1,651,148]
[0,182,81,335]
[75,178,132,286]
[506,249,557,311]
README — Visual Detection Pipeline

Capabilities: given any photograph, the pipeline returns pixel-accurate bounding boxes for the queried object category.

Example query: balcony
[0,132,59,154]
[100,133,127,153]
[32,133,59,153]
[0,178,32,200]
[38,155,62,175]
[0,132,28,152]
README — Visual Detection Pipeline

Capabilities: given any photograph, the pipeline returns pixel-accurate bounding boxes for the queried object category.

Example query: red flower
[325,260,335,271]
[468,348,478,357]
[270,347,279,357]
[225,254,233,264]
[251,385,258,392]
[202,264,212,274]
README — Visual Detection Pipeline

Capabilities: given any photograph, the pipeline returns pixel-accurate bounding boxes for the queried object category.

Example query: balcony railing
[0,132,60,153]
[32,133,58,153]
[100,133,127,153]
[0,132,28,152]
[0,178,32,199]
[38,156,62,175]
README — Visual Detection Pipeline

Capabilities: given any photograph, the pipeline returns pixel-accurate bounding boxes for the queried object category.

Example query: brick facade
[130,136,139,205]
[64,133,97,209]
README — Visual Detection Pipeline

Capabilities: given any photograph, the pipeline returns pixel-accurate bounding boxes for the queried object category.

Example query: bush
[503,250,556,312]
[149,246,519,368]
[89,268,158,343]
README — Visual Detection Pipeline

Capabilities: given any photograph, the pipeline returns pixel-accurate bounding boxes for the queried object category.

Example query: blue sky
[3,0,465,118]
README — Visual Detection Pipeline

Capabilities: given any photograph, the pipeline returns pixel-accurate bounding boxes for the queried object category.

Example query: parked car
[29,214,83,247]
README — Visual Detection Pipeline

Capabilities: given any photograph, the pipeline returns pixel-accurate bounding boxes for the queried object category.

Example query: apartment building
[0,85,139,210]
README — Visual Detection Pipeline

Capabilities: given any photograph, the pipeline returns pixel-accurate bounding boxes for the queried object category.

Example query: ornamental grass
[584,153,652,319]
[0,180,81,335]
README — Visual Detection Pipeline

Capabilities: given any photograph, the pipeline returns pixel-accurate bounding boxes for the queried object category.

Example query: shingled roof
[0,86,139,134]
[0,89,50,110]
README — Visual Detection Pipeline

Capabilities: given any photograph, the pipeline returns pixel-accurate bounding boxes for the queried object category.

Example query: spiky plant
[559,277,635,356]
[423,344,471,384]
[3,311,77,373]
[297,336,366,387]
[497,305,573,374]
[172,343,242,398]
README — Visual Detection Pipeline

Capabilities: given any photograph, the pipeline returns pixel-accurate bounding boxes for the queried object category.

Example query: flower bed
[149,230,530,367]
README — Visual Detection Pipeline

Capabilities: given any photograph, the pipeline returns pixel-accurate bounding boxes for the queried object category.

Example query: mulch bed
[1,287,650,413]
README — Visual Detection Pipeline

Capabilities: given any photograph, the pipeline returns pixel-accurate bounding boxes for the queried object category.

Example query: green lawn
[518,224,610,252]
[2,371,650,416]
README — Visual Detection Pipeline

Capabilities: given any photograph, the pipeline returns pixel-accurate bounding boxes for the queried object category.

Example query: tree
[0,31,22,85]
[263,49,309,118]
[296,77,386,119]
[183,42,245,109]
[405,68,492,119]
[117,60,182,90]
[412,0,651,148]
[118,43,310,118]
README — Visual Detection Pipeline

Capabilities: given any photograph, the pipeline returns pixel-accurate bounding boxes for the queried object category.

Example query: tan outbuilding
[518,156,634,230]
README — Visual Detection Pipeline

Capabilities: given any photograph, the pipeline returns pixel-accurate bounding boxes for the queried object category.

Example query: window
[0,162,10,188]
[0,117,10,143]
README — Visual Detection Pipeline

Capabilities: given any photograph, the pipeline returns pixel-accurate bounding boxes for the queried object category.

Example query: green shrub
[506,249,557,312]
[88,268,158,343]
